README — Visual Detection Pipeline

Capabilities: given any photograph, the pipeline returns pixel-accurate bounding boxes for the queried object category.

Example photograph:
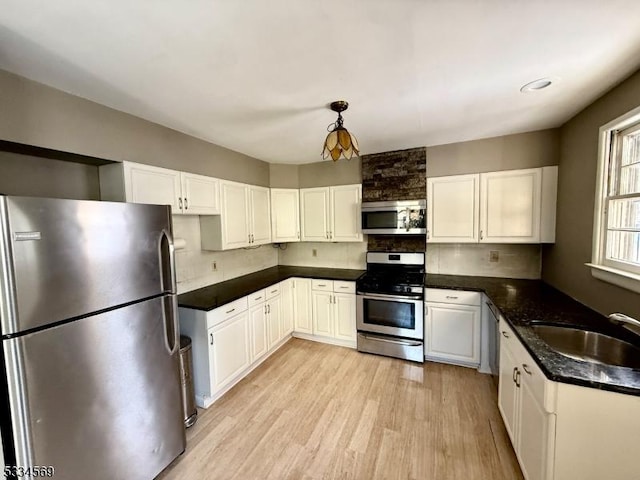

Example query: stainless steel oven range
[356,252,425,362]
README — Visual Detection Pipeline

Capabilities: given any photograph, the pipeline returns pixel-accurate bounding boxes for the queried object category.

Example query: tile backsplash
[426,243,541,279]
[173,216,278,293]
[278,241,367,269]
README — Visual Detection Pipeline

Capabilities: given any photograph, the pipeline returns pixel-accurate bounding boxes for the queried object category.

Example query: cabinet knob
[184,197,189,210]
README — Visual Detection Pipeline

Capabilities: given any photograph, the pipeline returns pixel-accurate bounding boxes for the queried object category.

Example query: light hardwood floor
[158,338,523,480]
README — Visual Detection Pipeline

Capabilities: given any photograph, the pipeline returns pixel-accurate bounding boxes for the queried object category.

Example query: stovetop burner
[356,251,425,296]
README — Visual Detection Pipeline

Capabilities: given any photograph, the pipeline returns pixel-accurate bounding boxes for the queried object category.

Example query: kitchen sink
[531,324,640,369]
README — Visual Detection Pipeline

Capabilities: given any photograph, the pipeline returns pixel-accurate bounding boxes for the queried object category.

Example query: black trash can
[179,335,197,428]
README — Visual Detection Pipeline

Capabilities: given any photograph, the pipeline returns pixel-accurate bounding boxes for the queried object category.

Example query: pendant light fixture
[322,101,360,161]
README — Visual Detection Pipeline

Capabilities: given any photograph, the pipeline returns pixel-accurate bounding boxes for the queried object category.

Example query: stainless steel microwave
[361,200,426,234]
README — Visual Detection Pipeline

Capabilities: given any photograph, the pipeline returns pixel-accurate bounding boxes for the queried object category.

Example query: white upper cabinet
[330,185,363,242]
[201,181,272,250]
[300,187,331,241]
[270,189,300,242]
[180,172,220,215]
[250,186,272,245]
[428,174,480,243]
[300,184,362,242]
[99,161,220,215]
[480,168,541,243]
[427,166,558,244]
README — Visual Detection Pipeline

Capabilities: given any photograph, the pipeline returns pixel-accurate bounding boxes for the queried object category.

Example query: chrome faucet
[608,313,640,328]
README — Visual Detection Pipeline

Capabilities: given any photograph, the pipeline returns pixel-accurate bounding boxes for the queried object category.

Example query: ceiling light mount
[520,78,554,93]
[322,100,359,161]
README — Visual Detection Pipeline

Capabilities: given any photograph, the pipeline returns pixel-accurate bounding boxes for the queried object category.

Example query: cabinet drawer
[312,279,334,292]
[425,288,481,306]
[207,297,248,329]
[247,289,266,307]
[333,281,355,294]
[266,283,281,300]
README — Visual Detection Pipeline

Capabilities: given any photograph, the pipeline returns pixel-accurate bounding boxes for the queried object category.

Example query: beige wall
[269,164,299,188]
[0,69,270,186]
[426,129,560,177]
[298,157,361,188]
[542,69,640,319]
[0,151,100,200]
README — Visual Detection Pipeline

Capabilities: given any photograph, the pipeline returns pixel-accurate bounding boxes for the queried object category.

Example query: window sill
[586,263,640,294]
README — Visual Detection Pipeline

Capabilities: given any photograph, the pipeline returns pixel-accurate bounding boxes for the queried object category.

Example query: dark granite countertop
[178,266,365,311]
[425,274,640,397]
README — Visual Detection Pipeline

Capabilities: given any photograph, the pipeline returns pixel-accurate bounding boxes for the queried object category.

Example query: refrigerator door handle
[159,229,176,294]
[163,295,179,355]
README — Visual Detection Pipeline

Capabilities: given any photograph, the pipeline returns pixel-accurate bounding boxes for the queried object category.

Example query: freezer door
[0,196,175,336]
[3,295,184,480]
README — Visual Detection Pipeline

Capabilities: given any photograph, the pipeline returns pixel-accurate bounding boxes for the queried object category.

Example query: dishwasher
[485,299,501,382]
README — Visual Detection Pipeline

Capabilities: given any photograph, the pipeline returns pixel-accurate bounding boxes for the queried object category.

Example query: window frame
[588,105,640,294]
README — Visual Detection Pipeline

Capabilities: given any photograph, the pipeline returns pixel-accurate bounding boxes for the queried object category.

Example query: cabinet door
[280,279,294,337]
[249,303,268,362]
[220,181,250,248]
[518,376,556,480]
[271,189,300,242]
[425,303,481,365]
[330,184,362,242]
[180,172,220,215]
[208,311,250,393]
[312,291,333,337]
[427,174,479,243]
[480,169,541,243]
[293,278,313,334]
[498,338,519,446]
[300,187,330,242]
[266,296,282,350]
[333,293,356,342]
[250,186,272,245]
[124,162,182,213]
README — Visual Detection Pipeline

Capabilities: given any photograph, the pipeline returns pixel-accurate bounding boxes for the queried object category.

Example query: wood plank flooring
[158,338,523,480]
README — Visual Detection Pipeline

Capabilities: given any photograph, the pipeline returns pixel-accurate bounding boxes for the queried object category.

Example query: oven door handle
[360,334,423,347]
[357,292,423,301]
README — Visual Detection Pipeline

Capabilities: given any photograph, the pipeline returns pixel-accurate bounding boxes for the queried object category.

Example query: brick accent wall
[361,147,426,202]
[367,235,426,253]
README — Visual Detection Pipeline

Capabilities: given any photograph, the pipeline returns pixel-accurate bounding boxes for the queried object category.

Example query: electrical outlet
[489,251,499,263]
[211,260,218,272]
[312,249,317,257]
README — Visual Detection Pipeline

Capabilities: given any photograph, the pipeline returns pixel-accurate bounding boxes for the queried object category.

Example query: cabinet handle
[317,284,326,287]
[329,231,332,239]
[210,333,213,345]
[445,295,459,299]
[522,364,532,375]
[265,305,267,314]
[178,197,183,210]
[512,367,518,383]
[268,304,271,313]
[297,231,300,239]
[254,296,262,301]
[252,234,255,243]
[226,308,235,314]
[326,231,329,239]
[502,331,510,338]
[184,197,189,210]
[339,286,348,289]
[515,370,521,388]
[427,230,430,240]
[271,289,277,294]
[480,230,484,240]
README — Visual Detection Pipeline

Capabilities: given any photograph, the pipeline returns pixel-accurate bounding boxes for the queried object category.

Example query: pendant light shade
[322,101,360,161]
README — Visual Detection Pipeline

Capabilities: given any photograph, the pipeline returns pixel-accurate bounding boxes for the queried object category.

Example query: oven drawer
[425,288,481,306]
[312,279,334,292]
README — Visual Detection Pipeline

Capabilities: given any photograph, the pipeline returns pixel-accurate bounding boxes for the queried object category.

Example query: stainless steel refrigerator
[0,195,185,480]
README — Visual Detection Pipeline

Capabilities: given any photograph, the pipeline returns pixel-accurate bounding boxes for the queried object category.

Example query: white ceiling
[2,1,640,164]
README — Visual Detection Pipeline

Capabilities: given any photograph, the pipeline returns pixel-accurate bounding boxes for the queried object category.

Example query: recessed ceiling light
[520,78,554,93]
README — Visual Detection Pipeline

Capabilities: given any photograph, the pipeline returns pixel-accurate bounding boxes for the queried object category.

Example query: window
[589,105,640,293]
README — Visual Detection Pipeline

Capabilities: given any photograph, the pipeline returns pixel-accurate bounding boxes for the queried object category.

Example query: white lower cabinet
[249,303,268,361]
[208,311,251,393]
[293,278,313,334]
[304,280,356,347]
[498,319,557,480]
[266,295,282,350]
[425,289,481,366]
[280,278,295,336]
[499,318,640,480]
